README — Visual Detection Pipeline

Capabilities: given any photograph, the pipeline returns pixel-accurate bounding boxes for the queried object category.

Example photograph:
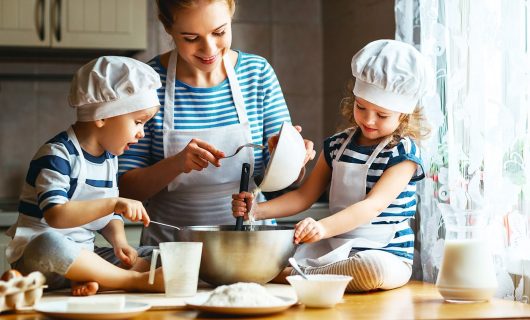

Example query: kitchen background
[0,0,395,270]
[0,0,394,205]
[1,0,529,302]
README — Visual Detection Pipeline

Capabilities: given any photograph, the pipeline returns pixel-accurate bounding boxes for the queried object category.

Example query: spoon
[223,143,265,159]
[150,220,181,230]
[288,257,309,280]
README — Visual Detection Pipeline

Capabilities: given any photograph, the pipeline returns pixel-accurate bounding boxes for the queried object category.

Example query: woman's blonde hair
[340,79,431,147]
[156,0,236,30]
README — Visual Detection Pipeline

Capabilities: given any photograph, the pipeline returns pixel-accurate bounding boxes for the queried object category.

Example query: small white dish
[259,122,306,192]
[185,291,297,315]
[34,300,151,320]
[286,274,352,308]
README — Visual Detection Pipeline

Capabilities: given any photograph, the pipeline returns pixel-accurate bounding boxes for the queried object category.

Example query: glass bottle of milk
[436,205,497,302]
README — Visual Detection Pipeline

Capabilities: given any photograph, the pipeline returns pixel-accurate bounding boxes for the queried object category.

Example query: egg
[1,269,22,282]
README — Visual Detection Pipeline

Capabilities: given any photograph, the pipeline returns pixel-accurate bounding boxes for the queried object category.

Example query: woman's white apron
[294,129,407,267]
[142,49,255,245]
[6,127,118,263]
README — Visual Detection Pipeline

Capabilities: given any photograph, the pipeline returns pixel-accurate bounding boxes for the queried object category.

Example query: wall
[234,0,323,152]
[322,0,395,136]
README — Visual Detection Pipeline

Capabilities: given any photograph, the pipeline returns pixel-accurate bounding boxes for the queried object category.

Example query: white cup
[148,242,203,297]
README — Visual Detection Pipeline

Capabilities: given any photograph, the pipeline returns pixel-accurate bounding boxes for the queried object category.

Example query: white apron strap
[365,136,392,166]
[335,129,355,159]
[223,53,249,125]
[66,126,87,185]
[163,50,178,132]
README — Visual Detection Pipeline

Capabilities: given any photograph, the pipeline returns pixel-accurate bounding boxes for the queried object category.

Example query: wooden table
[3,281,530,319]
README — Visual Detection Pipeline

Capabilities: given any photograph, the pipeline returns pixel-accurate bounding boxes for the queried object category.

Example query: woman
[118,0,314,245]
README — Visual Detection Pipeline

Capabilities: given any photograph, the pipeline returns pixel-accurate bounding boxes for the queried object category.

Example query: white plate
[34,301,151,320]
[185,292,297,315]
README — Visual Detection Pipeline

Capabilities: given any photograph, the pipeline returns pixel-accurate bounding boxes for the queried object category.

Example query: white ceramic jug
[435,204,497,302]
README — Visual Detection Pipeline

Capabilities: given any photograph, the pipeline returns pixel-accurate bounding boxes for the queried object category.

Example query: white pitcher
[436,204,497,302]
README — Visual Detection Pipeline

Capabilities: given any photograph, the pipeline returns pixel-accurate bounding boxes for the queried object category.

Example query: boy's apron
[142,49,255,245]
[6,127,118,263]
[294,129,406,267]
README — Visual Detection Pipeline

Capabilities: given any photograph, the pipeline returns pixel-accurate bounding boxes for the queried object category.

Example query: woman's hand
[175,138,225,173]
[114,242,138,268]
[294,218,327,244]
[232,191,257,220]
[267,125,316,166]
[114,198,150,227]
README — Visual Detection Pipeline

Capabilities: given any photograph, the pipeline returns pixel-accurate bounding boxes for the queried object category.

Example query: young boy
[6,56,165,296]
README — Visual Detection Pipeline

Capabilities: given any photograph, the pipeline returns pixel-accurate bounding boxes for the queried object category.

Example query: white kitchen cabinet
[0,0,146,49]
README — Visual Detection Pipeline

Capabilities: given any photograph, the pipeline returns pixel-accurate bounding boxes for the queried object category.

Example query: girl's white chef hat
[68,56,161,121]
[351,39,432,114]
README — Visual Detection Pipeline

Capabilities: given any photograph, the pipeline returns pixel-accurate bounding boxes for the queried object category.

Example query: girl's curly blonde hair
[340,79,431,147]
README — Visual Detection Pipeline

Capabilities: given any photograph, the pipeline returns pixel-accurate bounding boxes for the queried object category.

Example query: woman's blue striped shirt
[118,51,291,177]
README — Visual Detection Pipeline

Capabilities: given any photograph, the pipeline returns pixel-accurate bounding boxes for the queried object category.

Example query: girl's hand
[114,242,138,268]
[231,192,256,220]
[267,125,316,166]
[175,138,225,173]
[114,198,150,227]
[294,218,327,244]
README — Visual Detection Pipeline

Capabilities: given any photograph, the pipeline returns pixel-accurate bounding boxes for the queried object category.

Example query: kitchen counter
[3,281,530,319]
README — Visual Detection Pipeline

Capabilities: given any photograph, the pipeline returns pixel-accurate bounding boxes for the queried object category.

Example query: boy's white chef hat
[69,56,161,121]
[351,39,432,114]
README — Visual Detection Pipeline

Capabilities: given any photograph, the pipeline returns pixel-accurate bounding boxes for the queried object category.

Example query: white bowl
[286,274,352,308]
[259,122,306,192]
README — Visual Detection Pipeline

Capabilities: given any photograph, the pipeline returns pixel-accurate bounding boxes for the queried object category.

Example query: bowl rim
[286,274,353,282]
[175,225,294,232]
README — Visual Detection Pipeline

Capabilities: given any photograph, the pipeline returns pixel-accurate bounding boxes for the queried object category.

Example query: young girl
[6,56,166,296]
[232,39,432,292]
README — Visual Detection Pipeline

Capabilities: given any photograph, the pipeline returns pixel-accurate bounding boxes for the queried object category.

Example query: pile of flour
[203,282,283,307]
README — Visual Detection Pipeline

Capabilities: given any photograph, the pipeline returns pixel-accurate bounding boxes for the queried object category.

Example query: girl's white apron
[142,49,255,245]
[6,127,118,263]
[294,129,407,267]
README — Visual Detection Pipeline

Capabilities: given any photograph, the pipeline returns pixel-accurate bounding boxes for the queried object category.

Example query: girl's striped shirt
[118,51,291,177]
[323,129,425,264]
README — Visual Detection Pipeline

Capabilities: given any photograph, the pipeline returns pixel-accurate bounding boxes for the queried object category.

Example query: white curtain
[396,0,530,301]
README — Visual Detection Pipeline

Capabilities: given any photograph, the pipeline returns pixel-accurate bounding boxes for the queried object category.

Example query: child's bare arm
[100,219,127,246]
[314,160,417,241]
[100,220,138,267]
[259,152,331,219]
[44,197,150,228]
[232,152,331,220]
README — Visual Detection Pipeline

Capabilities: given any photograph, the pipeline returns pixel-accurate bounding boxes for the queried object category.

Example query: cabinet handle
[53,0,62,42]
[36,0,45,41]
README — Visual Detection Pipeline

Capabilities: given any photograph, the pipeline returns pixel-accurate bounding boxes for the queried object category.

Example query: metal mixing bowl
[174,225,296,285]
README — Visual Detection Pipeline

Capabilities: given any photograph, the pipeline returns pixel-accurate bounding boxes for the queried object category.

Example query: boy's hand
[114,243,138,267]
[294,218,326,244]
[114,198,150,226]
[231,192,256,220]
